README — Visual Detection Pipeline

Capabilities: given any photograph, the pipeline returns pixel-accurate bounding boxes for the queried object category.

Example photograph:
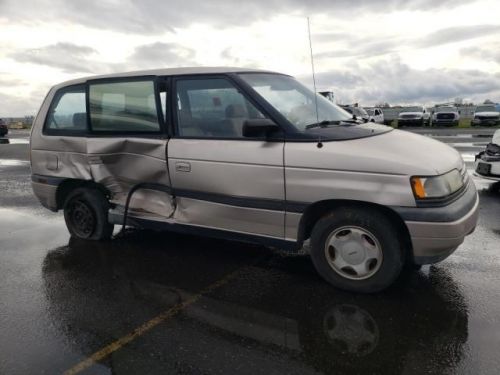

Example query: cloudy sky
[0,0,499,116]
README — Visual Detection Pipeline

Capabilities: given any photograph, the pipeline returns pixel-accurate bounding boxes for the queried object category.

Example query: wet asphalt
[1,128,500,375]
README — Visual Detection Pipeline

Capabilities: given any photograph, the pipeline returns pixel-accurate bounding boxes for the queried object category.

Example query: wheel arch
[297,199,413,263]
[56,178,111,210]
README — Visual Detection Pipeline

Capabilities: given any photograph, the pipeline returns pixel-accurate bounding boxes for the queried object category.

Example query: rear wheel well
[56,179,110,210]
[298,200,413,264]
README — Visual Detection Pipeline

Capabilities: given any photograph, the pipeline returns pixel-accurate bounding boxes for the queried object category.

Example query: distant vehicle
[318,91,335,102]
[430,106,460,127]
[380,108,400,125]
[0,119,8,137]
[471,105,500,127]
[397,106,430,127]
[340,105,369,122]
[366,108,384,123]
[474,129,500,181]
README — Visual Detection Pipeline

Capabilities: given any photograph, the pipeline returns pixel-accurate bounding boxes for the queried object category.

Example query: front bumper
[398,118,424,126]
[474,158,500,179]
[432,119,458,126]
[472,118,500,126]
[394,180,479,264]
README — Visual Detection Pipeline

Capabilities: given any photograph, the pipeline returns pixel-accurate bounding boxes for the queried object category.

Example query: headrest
[225,104,247,118]
[72,113,87,129]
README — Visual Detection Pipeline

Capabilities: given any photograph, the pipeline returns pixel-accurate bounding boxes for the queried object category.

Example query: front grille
[436,113,455,120]
[400,114,418,119]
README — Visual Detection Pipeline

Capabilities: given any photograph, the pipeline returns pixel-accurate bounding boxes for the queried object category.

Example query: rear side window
[89,80,161,133]
[45,85,86,133]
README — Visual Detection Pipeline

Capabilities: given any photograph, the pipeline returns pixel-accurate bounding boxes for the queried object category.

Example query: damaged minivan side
[30,67,479,293]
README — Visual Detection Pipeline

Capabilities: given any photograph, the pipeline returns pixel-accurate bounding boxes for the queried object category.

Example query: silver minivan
[30,67,479,292]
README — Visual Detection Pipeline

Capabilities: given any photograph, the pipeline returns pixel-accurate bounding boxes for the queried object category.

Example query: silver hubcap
[323,304,379,356]
[324,226,382,280]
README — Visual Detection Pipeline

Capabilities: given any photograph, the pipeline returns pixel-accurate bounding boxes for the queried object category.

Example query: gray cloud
[415,24,500,47]
[128,42,196,68]
[314,23,500,63]
[0,0,471,33]
[9,41,197,75]
[461,44,500,62]
[0,88,48,117]
[302,58,500,105]
[219,47,261,68]
[315,37,402,60]
[9,43,100,73]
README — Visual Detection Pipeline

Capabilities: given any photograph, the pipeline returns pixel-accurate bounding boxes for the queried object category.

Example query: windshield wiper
[305,120,341,129]
[305,119,360,129]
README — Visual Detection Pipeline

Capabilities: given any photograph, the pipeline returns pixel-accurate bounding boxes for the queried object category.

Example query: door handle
[175,161,191,172]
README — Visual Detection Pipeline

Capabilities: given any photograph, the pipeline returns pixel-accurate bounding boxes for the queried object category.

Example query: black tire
[310,207,403,293]
[63,187,114,240]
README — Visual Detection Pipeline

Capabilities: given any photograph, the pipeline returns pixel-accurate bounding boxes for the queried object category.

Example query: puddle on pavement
[424,133,493,139]
[0,138,29,145]
[0,159,30,167]
[39,231,470,375]
[450,142,488,147]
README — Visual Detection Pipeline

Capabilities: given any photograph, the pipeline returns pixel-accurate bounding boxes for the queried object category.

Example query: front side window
[175,78,266,138]
[89,80,160,133]
[239,73,352,131]
[45,86,86,133]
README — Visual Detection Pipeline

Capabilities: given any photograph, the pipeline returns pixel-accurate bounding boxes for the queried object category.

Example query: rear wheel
[63,187,114,240]
[310,207,403,293]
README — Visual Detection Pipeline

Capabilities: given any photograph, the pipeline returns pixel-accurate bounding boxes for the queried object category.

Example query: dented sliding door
[86,78,173,218]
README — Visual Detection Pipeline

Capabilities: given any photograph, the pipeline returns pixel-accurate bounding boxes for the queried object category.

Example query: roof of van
[53,67,283,89]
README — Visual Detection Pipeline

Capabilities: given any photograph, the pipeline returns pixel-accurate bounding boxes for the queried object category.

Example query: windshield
[403,106,423,112]
[435,107,457,113]
[475,105,496,112]
[366,108,375,115]
[239,73,352,131]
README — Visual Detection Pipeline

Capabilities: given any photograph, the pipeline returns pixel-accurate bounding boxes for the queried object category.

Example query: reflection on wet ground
[40,231,470,375]
[0,159,30,166]
[0,137,29,145]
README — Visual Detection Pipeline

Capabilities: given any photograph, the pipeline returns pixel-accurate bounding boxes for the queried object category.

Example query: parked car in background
[30,67,479,293]
[474,129,500,180]
[0,118,8,137]
[397,106,430,127]
[366,108,384,123]
[472,105,500,127]
[430,106,460,127]
[340,105,369,122]
[380,107,400,125]
[318,91,335,102]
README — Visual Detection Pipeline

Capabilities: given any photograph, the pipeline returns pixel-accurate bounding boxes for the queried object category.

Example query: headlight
[411,169,464,199]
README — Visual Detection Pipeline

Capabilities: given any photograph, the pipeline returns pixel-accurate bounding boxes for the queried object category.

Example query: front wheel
[310,207,403,293]
[63,187,114,240]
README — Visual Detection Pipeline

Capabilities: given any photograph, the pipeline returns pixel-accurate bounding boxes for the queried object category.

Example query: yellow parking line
[63,268,243,375]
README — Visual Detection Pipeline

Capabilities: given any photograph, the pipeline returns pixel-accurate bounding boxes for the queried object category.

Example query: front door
[167,76,285,238]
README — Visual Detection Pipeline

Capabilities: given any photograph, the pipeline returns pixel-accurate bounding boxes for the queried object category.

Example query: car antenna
[307,17,322,148]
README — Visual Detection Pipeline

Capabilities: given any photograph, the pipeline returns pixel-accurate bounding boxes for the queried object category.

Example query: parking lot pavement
[1,128,500,374]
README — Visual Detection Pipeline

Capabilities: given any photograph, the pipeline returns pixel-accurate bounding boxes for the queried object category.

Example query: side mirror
[458,110,461,114]
[242,118,280,138]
